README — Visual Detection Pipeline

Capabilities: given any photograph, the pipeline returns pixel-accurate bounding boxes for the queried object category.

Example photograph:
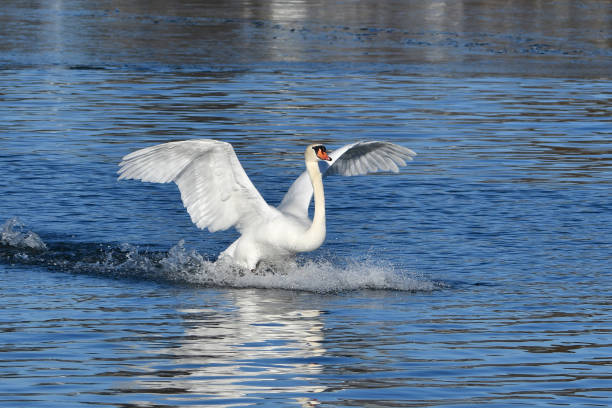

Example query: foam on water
[0,218,433,293]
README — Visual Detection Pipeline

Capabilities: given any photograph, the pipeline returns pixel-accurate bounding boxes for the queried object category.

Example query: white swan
[118,140,415,270]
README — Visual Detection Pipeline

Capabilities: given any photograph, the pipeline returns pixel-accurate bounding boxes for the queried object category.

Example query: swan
[118,140,415,270]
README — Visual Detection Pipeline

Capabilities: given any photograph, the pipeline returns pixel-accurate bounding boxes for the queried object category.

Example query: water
[1,0,611,406]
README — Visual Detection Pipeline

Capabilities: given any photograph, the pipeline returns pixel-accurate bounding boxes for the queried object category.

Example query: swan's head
[306,144,332,162]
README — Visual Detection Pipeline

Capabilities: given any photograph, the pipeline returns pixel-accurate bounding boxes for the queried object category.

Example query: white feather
[118,139,273,233]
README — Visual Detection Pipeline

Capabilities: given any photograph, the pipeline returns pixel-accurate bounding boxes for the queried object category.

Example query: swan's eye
[312,145,326,153]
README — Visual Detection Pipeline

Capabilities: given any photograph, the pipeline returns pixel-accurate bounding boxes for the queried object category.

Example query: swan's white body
[118,140,415,269]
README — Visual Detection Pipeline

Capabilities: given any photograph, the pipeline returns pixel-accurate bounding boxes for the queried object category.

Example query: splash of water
[85,240,434,292]
[162,241,434,292]
[0,217,47,251]
[0,218,433,293]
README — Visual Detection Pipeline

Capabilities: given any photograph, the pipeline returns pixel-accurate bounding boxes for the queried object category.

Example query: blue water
[1,1,611,407]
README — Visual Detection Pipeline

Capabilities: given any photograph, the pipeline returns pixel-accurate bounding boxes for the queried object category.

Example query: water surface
[1,1,611,407]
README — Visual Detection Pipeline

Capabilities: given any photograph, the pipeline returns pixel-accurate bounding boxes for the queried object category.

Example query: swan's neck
[301,160,326,251]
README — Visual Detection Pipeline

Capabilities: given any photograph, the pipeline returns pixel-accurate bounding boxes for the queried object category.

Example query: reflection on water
[2,0,610,76]
[142,292,326,405]
[0,268,328,406]
[1,264,610,407]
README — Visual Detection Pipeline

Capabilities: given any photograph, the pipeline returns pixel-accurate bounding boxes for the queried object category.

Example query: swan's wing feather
[277,170,312,217]
[325,141,415,176]
[118,139,272,233]
[277,141,415,218]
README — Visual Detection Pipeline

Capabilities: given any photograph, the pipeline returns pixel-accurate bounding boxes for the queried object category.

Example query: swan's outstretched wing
[278,141,416,218]
[118,139,273,233]
[323,141,416,176]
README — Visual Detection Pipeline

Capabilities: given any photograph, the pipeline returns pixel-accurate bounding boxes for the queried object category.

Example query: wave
[0,218,434,293]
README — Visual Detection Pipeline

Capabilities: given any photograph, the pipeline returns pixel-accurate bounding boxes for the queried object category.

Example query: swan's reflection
[138,289,327,405]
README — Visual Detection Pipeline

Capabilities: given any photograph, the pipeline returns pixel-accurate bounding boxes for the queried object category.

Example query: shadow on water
[0,218,436,293]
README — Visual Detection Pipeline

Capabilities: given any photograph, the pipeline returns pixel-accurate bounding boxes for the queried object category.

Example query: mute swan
[118,140,415,270]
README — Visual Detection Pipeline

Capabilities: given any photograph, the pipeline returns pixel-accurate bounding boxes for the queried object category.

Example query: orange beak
[317,150,332,161]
